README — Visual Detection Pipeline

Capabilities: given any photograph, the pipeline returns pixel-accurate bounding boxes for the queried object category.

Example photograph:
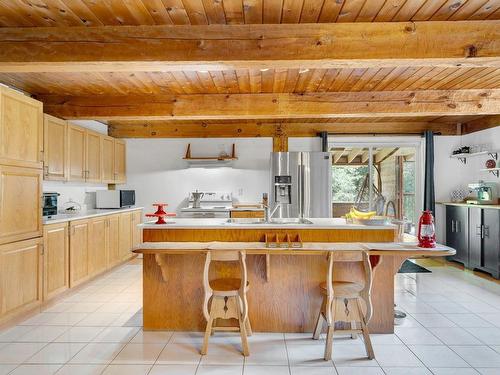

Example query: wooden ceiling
[0,0,499,26]
[0,1,499,138]
[1,66,499,96]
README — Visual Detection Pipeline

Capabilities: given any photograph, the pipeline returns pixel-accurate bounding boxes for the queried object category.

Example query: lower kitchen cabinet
[43,222,69,300]
[446,205,500,279]
[445,205,469,267]
[0,237,43,324]
[119,212,133,261]
[469,207,500,279]
[88,216,108,277]
[69,219,90,287]
[107,214,120,266]
[132,210,142,248]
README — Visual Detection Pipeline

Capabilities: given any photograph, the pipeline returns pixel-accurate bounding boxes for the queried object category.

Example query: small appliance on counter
[96,190,136,208]
[191,190,204,208]
[43,192,60,217]
[467,182,498,205]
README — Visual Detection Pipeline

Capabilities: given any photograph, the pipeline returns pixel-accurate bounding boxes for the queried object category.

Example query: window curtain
[423,130,435,215]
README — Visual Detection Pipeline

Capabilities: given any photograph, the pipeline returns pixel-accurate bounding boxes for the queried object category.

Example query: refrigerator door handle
[298,163,304,218]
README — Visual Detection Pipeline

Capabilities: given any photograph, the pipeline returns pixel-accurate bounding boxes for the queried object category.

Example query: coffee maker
[467,182,498,205]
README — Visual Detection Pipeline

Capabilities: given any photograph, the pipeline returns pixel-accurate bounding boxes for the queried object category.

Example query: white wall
[122,138,274,214]
[434,126,500,242]
[42,120,108,211]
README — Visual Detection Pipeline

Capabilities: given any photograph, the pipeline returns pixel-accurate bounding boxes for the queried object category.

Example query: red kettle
[417,210,436,248]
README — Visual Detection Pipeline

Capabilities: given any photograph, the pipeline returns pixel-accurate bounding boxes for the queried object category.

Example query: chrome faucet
[263,202,281,223]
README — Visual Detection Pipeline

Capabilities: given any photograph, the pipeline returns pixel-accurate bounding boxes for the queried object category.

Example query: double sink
[225,218,313,225]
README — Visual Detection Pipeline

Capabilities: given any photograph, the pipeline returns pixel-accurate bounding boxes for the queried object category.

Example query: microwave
[96,190,135,208]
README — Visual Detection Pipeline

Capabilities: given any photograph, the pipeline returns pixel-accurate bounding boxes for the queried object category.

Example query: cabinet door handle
[476,225,482,236]
[480,225,485,239]
[456,220,460,233]
[451,220,455,233]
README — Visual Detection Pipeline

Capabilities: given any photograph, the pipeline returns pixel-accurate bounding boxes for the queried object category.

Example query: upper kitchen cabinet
[102,136,115,183]
[85,130,102,183]
[0,165,43,245]
[67,124,86,182]
[114,139,126,184]
[43,114,68,181]
[0,87,43,169]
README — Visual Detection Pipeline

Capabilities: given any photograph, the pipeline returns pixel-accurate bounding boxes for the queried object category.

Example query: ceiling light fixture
[299,68,310,74]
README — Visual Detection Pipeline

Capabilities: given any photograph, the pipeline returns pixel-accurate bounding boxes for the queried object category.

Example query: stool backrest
[325,251,373,322]
[202,250,248,321]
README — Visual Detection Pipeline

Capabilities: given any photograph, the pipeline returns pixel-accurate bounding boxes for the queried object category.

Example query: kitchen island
[135,218,454,334]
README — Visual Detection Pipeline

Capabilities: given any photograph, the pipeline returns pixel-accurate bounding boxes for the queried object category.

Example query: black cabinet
[469,208,500,279]
[469,207,482,269]
[446,205,469,267]
[445,205,500,279]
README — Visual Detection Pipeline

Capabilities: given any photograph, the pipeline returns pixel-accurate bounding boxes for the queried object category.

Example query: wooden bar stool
[312,251,375,361]
[201,250,252,356]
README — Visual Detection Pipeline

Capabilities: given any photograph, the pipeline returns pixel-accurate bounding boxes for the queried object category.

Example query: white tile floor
[1,261,500,375]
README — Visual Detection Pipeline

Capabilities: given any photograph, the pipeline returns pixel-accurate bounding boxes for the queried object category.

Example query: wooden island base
[141,227,413,334]
[142,251,406,333]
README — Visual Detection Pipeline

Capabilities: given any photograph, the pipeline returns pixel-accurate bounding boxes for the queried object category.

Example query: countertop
[140,217,395,230]
[180,206,264,212]
[43,207,144,225]
[438,202,500,210]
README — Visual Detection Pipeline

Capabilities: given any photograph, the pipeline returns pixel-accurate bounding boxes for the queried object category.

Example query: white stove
[181,191,233,218]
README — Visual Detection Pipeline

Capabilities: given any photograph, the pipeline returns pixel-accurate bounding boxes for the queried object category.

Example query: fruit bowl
[352,216,391,226]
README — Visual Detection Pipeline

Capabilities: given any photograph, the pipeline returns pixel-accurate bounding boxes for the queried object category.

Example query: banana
[350,207,376,219]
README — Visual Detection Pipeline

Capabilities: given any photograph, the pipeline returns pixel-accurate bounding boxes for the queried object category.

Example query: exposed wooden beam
[462,115,500,134]
[333,149,347,163]
[375,148,400,163]
[347,148,363,164]
[0,22,499,73]
[361,150,370,163]
[40,89,500,121]
[108,121,460,138]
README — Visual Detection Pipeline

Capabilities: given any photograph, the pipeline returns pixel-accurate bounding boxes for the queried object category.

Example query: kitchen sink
[225,218,313,225]
[268,218,313,224]
[225,218,267,224]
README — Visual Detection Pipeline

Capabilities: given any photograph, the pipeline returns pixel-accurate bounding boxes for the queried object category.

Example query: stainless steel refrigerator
[269,152,332,218]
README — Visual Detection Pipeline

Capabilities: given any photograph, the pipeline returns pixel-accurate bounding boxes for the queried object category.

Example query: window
[330,140,421,233]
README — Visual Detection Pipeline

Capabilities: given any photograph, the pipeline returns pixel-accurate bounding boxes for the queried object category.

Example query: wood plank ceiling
[0,0,499,138]
[1,0,499,26]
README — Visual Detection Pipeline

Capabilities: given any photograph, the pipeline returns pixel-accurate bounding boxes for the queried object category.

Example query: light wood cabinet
[42,114,126,184]
[114,139,126,184]
[119,212,132,261]
[107,214,120,266]
[0,165,43,245]
[88,216,107,277]
[43,114,67,181]
[102,136,115,183]
[0,237,43,324]
[230,210,265,219]
[67,124,86,182]
[43,222,69,300]
[0,87,43,169]
[132,210,142,248]
[69,219,89,287]
[85,131,102,183]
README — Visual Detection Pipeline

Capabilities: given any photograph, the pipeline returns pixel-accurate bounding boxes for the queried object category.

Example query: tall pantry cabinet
[0,86,44,324]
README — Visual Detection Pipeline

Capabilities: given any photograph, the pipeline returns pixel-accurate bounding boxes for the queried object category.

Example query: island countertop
[140,217,395,230]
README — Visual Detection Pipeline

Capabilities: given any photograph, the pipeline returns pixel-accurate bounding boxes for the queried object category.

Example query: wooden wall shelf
[183,143,237,167]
